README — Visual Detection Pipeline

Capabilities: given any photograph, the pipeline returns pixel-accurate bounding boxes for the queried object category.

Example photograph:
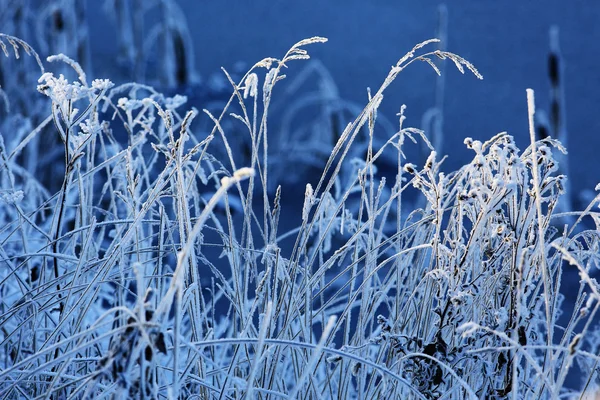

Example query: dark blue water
[88,0,600,197]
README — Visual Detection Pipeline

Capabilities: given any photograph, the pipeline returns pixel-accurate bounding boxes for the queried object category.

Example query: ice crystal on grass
[0,31,599,400]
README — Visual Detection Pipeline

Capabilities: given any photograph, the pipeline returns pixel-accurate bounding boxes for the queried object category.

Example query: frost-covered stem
[172,271,182,400]
[550,245,600,398]
[174,168,255,300]
[357,91,377,354]
[48,98,75,378]
[174,109,205,343]
[395,106,406,323]
[526,89,554,384]
[288,316,337,399]
[51,99,74,306]
[511,242,528,398]
[245,302,272,399]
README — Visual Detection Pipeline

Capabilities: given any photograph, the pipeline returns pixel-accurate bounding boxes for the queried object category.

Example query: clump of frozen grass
[1,33,599,400]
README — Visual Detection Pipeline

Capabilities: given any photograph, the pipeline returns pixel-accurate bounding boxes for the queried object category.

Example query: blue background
[86,0,600,201]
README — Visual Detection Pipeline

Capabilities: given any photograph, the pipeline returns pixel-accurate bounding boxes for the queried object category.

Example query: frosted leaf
[233,167,255,180]
[403,163,417,174]
[426,268,449,281]
[458,322,479,338]
[254,57,276,69]
[141,98,153,107]
[424,151,437,171]
[285,54,311,62]
[412,38,440,52]
[69,108,80,121]
[91,79,114,92]
[327,355,342,364]
[37,73,89,105]
[118,97,145,111]
[79,118,101,136]
[585,278,600,295]
[0,34,43,73]
[434,50,483,80]
[37,72,53,85]
[493,308,508,327]
[319,193,336,253]
[243,73,259,99]
[302,183,315,222]
[71,133,89,149]
[449,289,473,306]
[263,68,278,97]
[586,295,596,309]
[418,56,441,76]
[221,168,255,187]
[1,190,24,204]
[164,94,187,110]
[47,53,87,85]
[363,93,383,121]
[293,37,328,49]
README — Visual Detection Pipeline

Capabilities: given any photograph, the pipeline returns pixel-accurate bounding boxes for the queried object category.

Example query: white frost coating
[526,88,536,116]
[233,167,255,180]
[221,167,255,187]
[243,73,259,99]
[302,183,314,222]
[47,53,87,86]
[458,322,480,338]
[91,79,114,92]
[1,190,24,204]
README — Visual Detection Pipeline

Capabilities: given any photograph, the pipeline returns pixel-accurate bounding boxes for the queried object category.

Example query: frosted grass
[0,32,599,400]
